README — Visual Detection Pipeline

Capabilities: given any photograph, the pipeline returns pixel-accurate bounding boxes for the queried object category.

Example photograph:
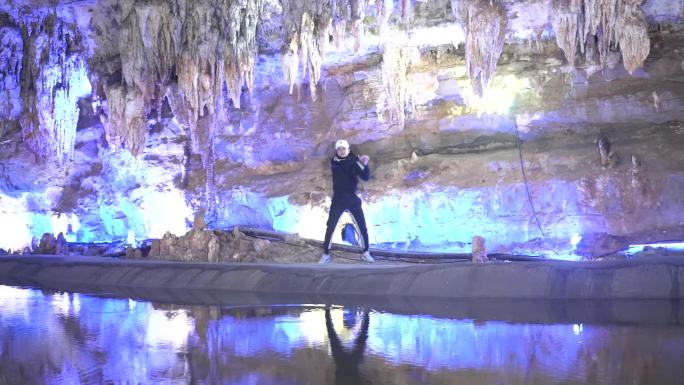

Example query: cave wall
[0,0,683,259]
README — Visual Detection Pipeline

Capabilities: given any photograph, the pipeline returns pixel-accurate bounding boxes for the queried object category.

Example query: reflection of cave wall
[3,292,684,385]
[0,1,683,258]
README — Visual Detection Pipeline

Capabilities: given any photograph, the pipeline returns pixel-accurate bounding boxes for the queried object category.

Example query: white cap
[335,139,350,150]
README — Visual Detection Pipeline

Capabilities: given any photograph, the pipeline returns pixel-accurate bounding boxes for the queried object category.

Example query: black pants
[323,194,369,254]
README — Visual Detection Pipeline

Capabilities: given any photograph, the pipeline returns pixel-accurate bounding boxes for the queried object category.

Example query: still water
[1,285,683,385]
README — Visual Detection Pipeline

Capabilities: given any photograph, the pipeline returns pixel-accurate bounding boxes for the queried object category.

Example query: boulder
[55,233,68,255]
[472,235,488,263]
[149,239,161,258]
[253,238,270,253]
[207,233,220,262]
[36,233,57,254]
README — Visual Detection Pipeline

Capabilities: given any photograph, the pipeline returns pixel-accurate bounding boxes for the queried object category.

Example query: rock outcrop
[34,232,69,255]
[144,227,322,263]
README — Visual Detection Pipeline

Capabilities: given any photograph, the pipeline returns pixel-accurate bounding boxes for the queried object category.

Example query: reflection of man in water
[325,306,371,385]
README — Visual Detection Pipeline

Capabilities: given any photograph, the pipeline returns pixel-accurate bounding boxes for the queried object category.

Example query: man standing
[319,139,374,263]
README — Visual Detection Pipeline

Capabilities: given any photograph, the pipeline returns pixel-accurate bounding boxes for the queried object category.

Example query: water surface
[1,285,683,384]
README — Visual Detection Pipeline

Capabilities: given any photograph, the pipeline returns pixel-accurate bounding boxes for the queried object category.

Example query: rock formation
[0,0,682,260]
[453,0,507,97]
[472,235,487,263]
[552,0,650,73]
[144,227,322,263]
[34,232,68,254]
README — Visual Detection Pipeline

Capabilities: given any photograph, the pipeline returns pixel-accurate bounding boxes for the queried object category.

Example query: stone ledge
[0,255,683,300]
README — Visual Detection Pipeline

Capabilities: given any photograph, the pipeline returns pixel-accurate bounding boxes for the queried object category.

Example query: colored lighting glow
[268,196,329,240]
[550,252,582,261]
[138,190,192,238]
[408,24,465,48]
[0,193,82,250]
[0,286,35,320]
[2,179,601,260]
[126,230,136,246]
[296,307,328,346]
[570,233,582,247]
[0,193,33,250]
[51,292,81,316]
[266,182,594,259]
[98,203,129,239]
[50,213,81,242]
[0,188,191,250]
[145,309,193,349]
[68,57,93,98]
[464,74,531,115]
[96,189,192,242]
[626,242,684,255]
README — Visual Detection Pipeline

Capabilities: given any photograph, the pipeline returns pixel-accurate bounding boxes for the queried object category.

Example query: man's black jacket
[330,151,370,197]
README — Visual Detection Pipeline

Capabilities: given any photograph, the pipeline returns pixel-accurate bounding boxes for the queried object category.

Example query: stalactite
[454,0,507,97]
[617,0,650,74]
[110,0,262,157]
[0,27,20,77]
[282,0,380,101]
[552,0,582,69]
[281,1,332,101]
[51,60,86,163]
[350,0,365,53]
[120,0,179,102]
[115,0,180,157]
[101,84,126,150]
[18,11,87,163]
[229,0,261,106]
[177,1,217,120]
[298,12,317,99]
[194,0,259,110]
[282,38,300,95]
[551,0,650,74]
[123,87,147,156]
[583,0,617,67]
[0,24,22,123]
[101,83,147,156]
[380,28,408,127]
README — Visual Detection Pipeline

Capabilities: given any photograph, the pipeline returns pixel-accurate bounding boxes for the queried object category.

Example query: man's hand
[359,155,369,165]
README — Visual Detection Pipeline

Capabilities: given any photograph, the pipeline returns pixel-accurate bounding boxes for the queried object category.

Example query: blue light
[98,204,127,240]
[626,242,684,256]
[262,181,600,259]
[573,323,583,335]
[570,233,582,247]
[67,57,92,98]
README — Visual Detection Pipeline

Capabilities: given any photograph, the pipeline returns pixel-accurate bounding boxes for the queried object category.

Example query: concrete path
[0,254,682,299]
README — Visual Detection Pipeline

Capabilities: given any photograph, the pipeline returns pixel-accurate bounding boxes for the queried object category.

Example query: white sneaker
[361,251,375,262]
[319,253,332,263]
